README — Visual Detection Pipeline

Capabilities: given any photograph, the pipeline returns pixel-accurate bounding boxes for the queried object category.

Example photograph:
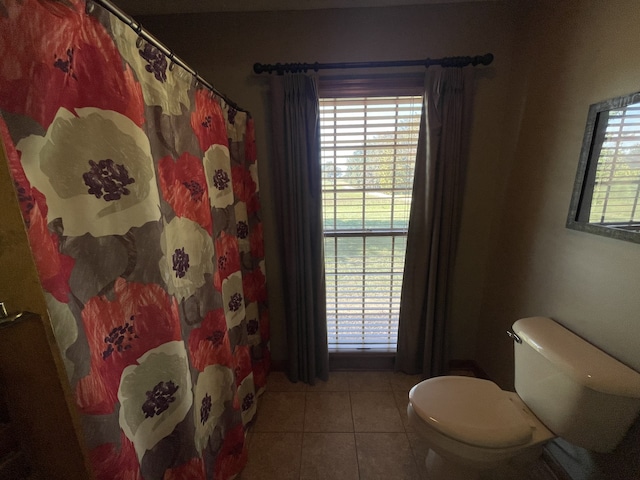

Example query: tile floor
[239,370,557,480]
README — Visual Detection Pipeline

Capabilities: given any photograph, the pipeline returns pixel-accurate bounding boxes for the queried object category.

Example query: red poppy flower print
[249,193,261,217]
[158,153,212,235]
[89,433,141,480]
[252,349,271,392]
[242,268,267,303]
[75,278,181,414]
[0,120,74,303]
[213,424,247,480]
[245,118,257,163]
[188,309,234,371]
[249,223,265,259]
[232,345,252,387]
[231,166,258,213]
[0,0,144,128]
[213,231,241,291]
[26,194,75,303]
[191,89,228,153]
[162,457,206,480]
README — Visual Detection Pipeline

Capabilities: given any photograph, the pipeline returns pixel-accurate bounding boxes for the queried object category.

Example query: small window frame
[567,91,640,244]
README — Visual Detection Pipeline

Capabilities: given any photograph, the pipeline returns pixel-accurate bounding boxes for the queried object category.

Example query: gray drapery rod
[253,53,494,75]
[86,0,249,113]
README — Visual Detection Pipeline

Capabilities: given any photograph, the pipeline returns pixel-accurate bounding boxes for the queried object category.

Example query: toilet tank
[512,317,640,453]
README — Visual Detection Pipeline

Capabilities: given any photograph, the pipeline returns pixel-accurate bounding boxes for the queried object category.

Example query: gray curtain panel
[396,67,475,377]
[270,73,329,384]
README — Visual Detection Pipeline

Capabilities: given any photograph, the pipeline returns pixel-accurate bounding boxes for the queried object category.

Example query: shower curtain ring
[169,52,176,71]
[85,0,95,14]
[134,22,144,48]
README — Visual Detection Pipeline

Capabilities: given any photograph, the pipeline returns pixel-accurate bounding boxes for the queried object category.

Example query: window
[568,92,640,243]
[588,102,640,228]
[320,94,422,351]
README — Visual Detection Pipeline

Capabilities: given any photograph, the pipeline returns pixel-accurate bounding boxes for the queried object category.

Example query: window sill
[329,351,396,371]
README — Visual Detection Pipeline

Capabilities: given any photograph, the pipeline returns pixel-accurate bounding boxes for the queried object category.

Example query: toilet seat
[409,376,533,448]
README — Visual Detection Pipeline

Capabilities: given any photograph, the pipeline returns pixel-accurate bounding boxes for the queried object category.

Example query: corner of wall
[0,139,94,478]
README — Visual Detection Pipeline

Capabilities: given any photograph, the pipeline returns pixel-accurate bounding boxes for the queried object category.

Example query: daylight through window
[320,95,422,351]
[589,102,640,228]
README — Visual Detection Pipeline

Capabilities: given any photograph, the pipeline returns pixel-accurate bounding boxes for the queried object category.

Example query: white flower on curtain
[110,17,191,116]
[193,364,235,454]
[118,341,193,462]
[45,292,78,380]
[224,108,247,143]
[237,372,257,425]
[160,216,215,301]
[245,302,260,346]
[222,271,245,329]
[17,107,161,237]
[249,163,260,193]
[234,202,250,253]
[259,259,266,276]
[203,144,234,209]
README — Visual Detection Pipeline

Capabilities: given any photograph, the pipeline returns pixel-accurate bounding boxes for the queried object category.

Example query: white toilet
[407,316,640,480]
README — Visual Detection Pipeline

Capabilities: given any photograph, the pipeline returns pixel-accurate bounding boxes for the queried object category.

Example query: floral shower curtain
[0,0,269,478]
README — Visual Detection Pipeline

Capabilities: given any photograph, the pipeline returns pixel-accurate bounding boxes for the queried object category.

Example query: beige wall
[477,0,640,393]
[475,1,640,478]
[139,1,520,365]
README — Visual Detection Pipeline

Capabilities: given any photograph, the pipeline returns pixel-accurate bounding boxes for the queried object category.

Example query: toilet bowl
[407,317,640,480]
[408,376,554,480]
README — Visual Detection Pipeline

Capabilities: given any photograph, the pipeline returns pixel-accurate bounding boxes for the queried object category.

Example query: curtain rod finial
[479,53,494,66]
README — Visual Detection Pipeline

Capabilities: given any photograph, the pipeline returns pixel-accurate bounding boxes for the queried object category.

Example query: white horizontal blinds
[320,95,422,351]
[591,102,640,228]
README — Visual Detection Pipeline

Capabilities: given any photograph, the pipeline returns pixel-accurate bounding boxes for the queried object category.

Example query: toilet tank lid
[513,317,640,398]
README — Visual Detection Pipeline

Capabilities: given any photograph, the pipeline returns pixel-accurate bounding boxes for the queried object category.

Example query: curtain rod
[253,53,494,75]
[86,0,249,113]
